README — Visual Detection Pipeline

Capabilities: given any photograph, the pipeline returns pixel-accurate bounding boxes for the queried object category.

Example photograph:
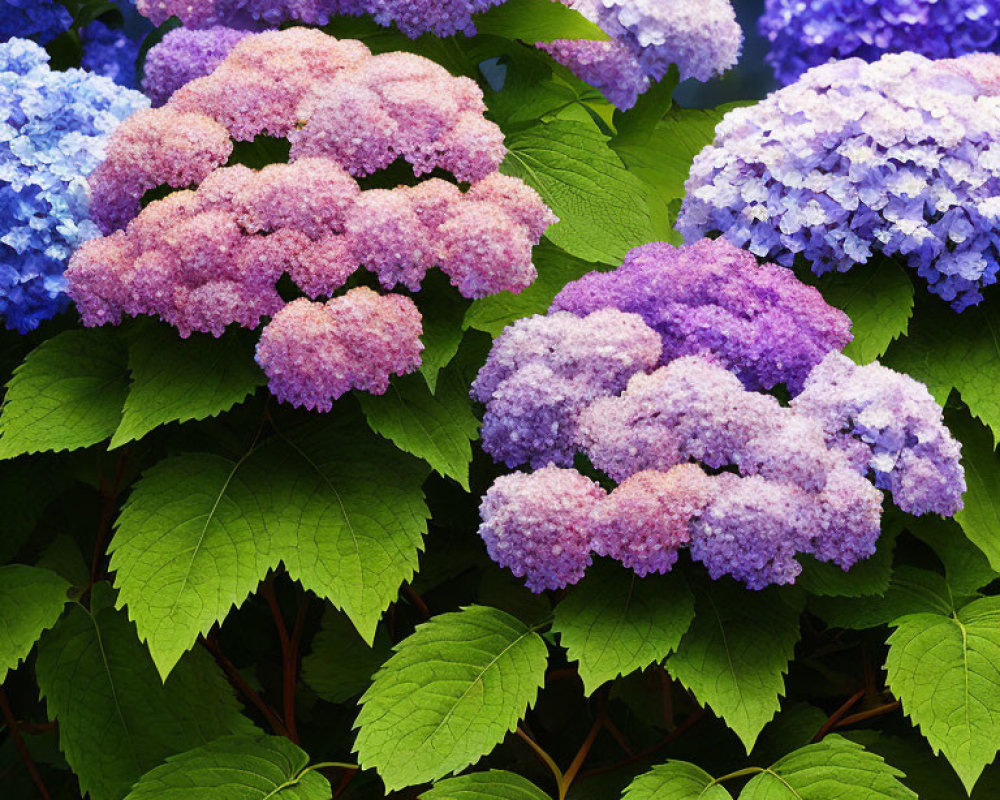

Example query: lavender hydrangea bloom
[470,309,662,468]
[142,27,251,106]
[478,466,606,592]
[760,0,1000,86]
[81,20,143,89]
[0,0,70,45]
[0,39,148,333]
[792,352,966,517]
[540,0,743,109]
[551,238,852,392]
[677,52,1000,311]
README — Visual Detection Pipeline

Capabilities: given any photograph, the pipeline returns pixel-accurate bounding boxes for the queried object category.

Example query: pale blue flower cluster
[0,39,148,332]
[678,52,1000,311]
[760,0,1000,85]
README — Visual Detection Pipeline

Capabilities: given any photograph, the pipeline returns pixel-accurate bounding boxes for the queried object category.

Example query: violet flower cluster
[0,39,148,333]
[677,52,1000,311]
[475,240,965,592]
[539,0,743,109]
[760,0,1000,86]
[134,0,505,37]
[66,29,556,411]
[142,26,250,105]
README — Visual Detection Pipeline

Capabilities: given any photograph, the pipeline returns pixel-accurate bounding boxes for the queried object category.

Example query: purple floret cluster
[760,0,1000,86]
[475,240,965,592]
[65,29,556,411]
[134,0,505,37]
[142,26,251,105]
[677,52,1000,311]
[540,0,743,109]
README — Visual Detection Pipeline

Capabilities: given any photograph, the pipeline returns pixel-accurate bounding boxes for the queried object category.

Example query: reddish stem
[403,585,430,619]
[90,448,130,586]
[200,635,289,737]
[0,688,52,800]
[813,689,866,742]
[834,701,902,729]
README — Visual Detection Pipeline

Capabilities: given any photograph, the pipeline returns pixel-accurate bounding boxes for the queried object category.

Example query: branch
[0,688,51,800]
[559,713,603,799]
[812,689,865,742]
[833,701,901,729]
[516,726,563,794]
[90,448,130,586]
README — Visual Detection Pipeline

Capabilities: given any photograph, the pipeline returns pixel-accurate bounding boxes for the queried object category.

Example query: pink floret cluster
[475,241,965,592]
[66,29,556,411]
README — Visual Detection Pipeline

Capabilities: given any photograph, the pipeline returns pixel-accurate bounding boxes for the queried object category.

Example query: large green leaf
[359,370,479,490]
[740,736,916,800]
[422,770,551,800]
[473,0,609,42]
[885,595,1000,793]
[302,607,391,704]
[908,516,998,596]
[502,119,653,265]
[795,519,899,597]
[464,240,604,336]
[887,300,1000,443]
[948,408,1000,572]
[0,565,69,681]
[111,324,263,447]
[110,421,429,679]
[35,597,254,800]
[0,454,77,562]
[354,605,548,790]
[123,736,331,800]
[667,582,803,751]
[552,561,694,694]
[622,761,731,800]
[0,329,128,459]
[808,259,914,365]
[416,272,468,393]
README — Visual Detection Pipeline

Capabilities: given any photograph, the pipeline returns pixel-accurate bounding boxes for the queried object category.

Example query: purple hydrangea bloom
[0,39,148,333]
[478,466,606,592]
[142,26,250,106]
[551,238,852,393]
[0,0,71,45]
[134,0,505,37]
[81,20,143,89]
[540,0,743,109]
[760,0,1000,86]
[470,309,662,469]
[677,52,1000,311]
[792,352,966,517]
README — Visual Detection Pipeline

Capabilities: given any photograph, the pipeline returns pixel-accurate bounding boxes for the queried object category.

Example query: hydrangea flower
[473,239,964,592]
[134,0,506,37]
[539,0,743,109]
[80,19,144,88]
[677,52,1000,310]
[0,39,148,333]
[792,352,966,516]
[0,0,71,45]
[551,238,851,392]
[142,26,251,105]
[67,29,556,410]
[760,0,1000,86]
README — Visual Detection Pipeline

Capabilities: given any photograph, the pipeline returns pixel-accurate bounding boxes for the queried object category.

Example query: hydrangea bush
[3,4,1000,800]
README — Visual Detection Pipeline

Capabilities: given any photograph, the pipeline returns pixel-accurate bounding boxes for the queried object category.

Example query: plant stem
[812,689,865,742]
[200,635,289,737]
[834,700,901,729]
[403,585,430,619]
[516,726,563,793]
[90,448,130,586]
[559,714,603,799]
[708,767,765,786]
[261,577,306,743]
[0,688,52,800]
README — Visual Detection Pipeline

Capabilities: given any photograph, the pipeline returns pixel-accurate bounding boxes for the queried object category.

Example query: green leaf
[354,605,548,790]
[885,595,1000,793]
[948,408,1000,573]
[0,329,128,459]
[302,607,391,704]
[123,736,331,800]
[741,735,916,800]
[611,68,680,148]
[907,516,998,596]
[0,565,69,681]
[886,299,1000,443]
[502,119,653,265]
[552,561,694,694]
[0,454,77,562]
[622,761,731,800]
[808,259,914,365]
[111,324,263,447]
[35,599,254,800]
[422,770,551,800]
[416,272,468,393]
[796,519,899,597]
[464,240,605,336]
[359,369,479,490]
[111,421,429,679]
[473,0,609,42]
[667,582,803,751]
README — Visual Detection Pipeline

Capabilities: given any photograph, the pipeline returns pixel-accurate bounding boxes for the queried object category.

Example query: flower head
[0,0,70,45]
[142,26,251,106]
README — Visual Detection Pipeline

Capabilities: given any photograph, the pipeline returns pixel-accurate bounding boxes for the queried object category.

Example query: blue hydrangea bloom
[760,0,1000,85]
[0,38,148,333]
[81,19,144,89]
[0,0,71,45]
